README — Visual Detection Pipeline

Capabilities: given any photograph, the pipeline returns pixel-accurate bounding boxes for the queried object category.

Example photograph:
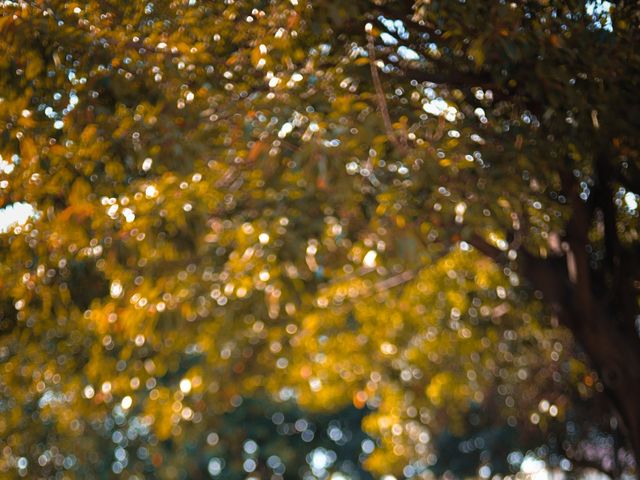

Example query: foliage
[1,0,639,479]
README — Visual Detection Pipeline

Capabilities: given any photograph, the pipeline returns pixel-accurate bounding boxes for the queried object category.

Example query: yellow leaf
[20,137,38,162]
[468,38,485,67]
[81,124,98,143]
[69,178,91,205]
[26,55,43,80]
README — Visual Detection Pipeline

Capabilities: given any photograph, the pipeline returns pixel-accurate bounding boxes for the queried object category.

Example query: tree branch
[393,62,495,88]
[367,29,407,152]
[466,233,505,262]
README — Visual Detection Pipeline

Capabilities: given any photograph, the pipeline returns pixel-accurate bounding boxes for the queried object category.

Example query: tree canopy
[1,0,639,479]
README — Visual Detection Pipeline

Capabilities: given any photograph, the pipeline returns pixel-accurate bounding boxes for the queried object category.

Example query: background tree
[0,0,638,478]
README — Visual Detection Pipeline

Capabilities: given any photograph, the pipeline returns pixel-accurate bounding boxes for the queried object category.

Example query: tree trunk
[470,203,640,468]
[573,308,640,466]
[521,247,640,467]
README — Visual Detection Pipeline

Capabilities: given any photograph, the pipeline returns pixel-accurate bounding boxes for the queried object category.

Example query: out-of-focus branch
[366,26,407,153]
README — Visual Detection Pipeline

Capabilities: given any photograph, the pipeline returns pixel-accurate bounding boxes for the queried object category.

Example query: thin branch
[366,29,407,153]
[395,63,495,88]
[466,233,505,262]
[374,269,415,293]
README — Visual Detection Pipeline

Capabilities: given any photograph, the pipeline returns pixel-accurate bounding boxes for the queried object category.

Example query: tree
[326,0,640,464]
[0,0,638,478]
